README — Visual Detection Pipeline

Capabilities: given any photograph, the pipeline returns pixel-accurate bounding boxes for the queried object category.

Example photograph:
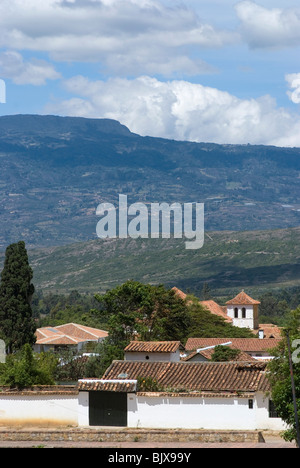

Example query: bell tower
[226,290,260,330]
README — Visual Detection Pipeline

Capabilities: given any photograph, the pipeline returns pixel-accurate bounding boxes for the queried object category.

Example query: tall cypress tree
[0,241,36,353]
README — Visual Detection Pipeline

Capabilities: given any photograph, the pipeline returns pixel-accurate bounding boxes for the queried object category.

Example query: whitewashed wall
[127,393,286,431]
[4,390,283,430]
[0,394,78,426]
[227,304,255,329]
[78,391,89,426]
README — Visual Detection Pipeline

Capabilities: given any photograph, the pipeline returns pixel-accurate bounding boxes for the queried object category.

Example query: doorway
[89,391,127,426]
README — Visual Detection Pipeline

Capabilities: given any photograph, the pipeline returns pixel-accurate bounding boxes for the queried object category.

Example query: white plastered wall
[127,393,286,431]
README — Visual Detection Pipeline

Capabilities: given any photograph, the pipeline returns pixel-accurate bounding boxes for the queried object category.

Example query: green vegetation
[267,307,300,443]
[137,376,162,392]
[211,345,241,362]
[12,226,299,298]
[80,280,254,376]
[0,344,57,389]
[34,289,105,329]
[94,280,191,344]
[186,294,253,338]
[0,241,36,353]
[0,237,298,388]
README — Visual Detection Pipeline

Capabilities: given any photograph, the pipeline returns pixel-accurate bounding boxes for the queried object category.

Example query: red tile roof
[226,291,260,305]
[171,287,187,300]
[102,360,270,393]
[77,379,136,392]
[124,341,183,353]
[35,323,108,346]
[200,300,232,322]
[185,337,281,352]
[254,324,283,339]
[183,347,257,362]
[172,287,232,322]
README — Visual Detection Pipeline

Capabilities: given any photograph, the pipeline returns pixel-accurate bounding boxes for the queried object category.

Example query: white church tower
[226,290,260,330]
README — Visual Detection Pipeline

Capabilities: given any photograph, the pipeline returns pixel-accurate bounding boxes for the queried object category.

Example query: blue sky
[1,0,300,146]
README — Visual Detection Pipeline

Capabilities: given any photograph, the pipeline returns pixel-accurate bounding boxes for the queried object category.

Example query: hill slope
[19,227,300,296]
[0,114,299,250]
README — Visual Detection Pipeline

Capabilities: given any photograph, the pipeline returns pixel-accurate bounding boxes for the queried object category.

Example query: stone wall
[0,427,265,443]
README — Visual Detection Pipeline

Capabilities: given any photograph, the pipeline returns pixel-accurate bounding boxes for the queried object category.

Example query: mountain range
[0,114,299,296]
[0,114,299,251]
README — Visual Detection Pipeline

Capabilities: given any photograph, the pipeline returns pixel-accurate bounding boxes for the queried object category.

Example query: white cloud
[236,1,300,48]
[0,0,237,77]
[44,75,300,147]
[0,50,61,85]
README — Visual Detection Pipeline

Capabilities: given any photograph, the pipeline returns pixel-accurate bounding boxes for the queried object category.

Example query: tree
[186,295,254,338]
[211,345,240,362]
[95,280,191,344]
[93,280,191,362]
[84,340,124,378]
[267,307,300,443]
[0,241,36,353]
[0,344,58,389]
[201,282,211,300]
[54,348,88,382]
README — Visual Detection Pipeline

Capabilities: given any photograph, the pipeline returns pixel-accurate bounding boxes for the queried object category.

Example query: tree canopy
[0,241,36,353]
[267,307,300,443]
[0,344,57,389]
[94,280,191,347]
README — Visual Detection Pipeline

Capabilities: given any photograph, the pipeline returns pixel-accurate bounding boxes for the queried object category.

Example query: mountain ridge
[0,114,299,250]
[0,114,135,138]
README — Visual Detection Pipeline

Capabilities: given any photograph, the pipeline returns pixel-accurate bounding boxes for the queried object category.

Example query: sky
[1,0,300,146]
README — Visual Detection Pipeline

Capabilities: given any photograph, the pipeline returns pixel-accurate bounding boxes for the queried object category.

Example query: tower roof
[226,290,260,305]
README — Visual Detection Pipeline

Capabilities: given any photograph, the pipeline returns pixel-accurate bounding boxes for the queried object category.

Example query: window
[242,307,246,318]
[234,307,238,318]
[269,400,279,418]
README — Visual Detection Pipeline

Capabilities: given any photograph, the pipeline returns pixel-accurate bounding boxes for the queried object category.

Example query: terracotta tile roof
[124,341,184,353]
[35,323,108,346]
[136,391,256,398]
[185,337,281,352]
[171,287,187,300]
[172,287,233,323]
[200,300,232,322]
[77,379,137,392]
[36,334,84,345]
[102,360,270,393]
[55,323,108,340]
[183,347,257,362]
[254,324,283,339]
[226,291,260,305]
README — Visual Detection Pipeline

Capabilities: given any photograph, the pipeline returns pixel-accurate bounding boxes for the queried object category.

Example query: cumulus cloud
[0,50,60,85]
[0,0,236,77]
[235,1,300,48]
[44,75,300,147]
